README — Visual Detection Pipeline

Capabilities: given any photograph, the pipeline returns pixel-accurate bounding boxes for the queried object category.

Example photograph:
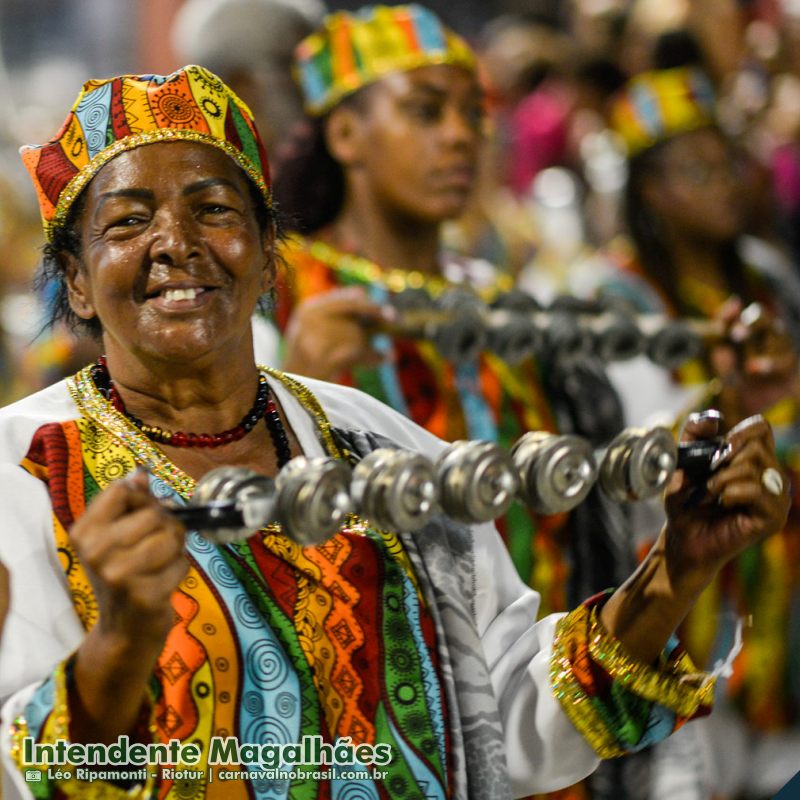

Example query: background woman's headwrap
[20,64,272,241]
[294,3,476,117]
[610,66,717,157]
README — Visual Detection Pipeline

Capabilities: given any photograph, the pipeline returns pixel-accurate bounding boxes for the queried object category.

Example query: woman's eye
[406,102,441,122]
[107,215,146,230]
[199,203,238,219]
[463,104,485,130]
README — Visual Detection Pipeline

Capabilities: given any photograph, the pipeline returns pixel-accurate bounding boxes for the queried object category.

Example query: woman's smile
[144,283,218,312]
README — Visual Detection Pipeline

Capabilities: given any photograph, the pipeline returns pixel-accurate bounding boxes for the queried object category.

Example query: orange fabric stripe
[156,588,205,740]
[396,15,421,52]
[62,421,86,521]
[332,18,357,84]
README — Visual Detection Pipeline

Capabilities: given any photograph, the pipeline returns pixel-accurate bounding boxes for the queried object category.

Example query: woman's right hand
[69,470,188,742]
[281,287,394,381]
[71,470,188,645]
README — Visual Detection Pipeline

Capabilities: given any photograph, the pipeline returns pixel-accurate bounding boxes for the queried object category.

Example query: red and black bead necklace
[90,356,292,464]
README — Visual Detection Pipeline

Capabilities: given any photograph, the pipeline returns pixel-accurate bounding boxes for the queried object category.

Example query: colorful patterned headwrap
[294,4,476,116]
[20,65,272,242]
[610,67,717,157]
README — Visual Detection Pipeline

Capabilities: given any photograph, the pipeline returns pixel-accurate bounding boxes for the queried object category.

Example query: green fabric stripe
[229,103,262,174]
[586,682,653,750]
[317,47,334,99]
[82,466,101,504]
[378,544,445,785]
[352,364,390,407]
[374,701,425,798]
[497,388,535,581]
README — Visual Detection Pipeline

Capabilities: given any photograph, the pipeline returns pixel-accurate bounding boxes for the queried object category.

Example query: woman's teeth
[162,288,202,302]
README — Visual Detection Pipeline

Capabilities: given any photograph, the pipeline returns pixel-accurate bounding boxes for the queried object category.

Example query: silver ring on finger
[761,467,784,497]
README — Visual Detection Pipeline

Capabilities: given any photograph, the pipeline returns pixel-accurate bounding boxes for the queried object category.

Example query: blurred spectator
[446,13,627,279]
[171,0,327,155]
[768,73,800,267]
[479,12,574,196]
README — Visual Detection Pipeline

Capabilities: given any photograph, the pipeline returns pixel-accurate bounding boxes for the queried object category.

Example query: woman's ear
[63,253,97,321]
[640,173,670,215]
[324,104,366,167]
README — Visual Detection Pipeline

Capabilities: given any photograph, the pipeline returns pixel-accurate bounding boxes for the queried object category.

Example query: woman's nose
[149,210,201,264]
[441,105,480,147]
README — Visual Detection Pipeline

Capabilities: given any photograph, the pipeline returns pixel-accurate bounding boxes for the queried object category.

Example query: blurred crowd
[1,1,800,799]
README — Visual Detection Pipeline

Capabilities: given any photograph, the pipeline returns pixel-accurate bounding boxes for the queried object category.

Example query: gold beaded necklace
[290,235,513,299]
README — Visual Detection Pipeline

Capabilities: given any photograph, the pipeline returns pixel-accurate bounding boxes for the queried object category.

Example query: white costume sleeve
[473,522,599,794]
[0,463,84,800]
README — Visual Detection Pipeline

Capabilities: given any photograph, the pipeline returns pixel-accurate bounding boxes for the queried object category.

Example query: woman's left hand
[663,411,790,590]
[600,410,790,664]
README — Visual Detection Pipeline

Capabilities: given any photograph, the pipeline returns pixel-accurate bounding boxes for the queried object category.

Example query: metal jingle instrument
[384,286,784,370]
[598,426,678,502]
[274,456,353,545]
[170,457,352,545]
[582,312,646,362]
[386,287,487,364]
[635,302,781,370]
[435,440,520,523]
[350,448,439,531]
[675,438,726,483]
[546,295,645,363]
[172,466,278,544]
[492,291,633,364]
[511,431,597,514]
[531,309,595,363]
[432,287,489,363]
[488,290,545,364]
[484,309,542,365]
[638,317,705,369]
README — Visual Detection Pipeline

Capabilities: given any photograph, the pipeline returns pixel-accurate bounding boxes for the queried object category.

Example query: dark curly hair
[271,88,372,235]
[36,174,281,339]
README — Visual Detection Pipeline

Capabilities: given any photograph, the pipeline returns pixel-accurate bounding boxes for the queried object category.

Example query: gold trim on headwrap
[20,65,272,241]
[294,4,476,116]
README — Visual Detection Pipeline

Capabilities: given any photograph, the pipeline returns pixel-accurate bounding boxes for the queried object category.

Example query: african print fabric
[609,67,716,158]
[14,397,452,798]
[20,65,271,241]
[294,4,476,116]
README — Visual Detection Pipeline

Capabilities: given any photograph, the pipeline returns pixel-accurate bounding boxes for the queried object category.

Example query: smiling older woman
[0,64,790,800]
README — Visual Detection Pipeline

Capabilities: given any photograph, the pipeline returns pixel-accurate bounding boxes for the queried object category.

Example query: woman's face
[643,127,746,243]
[336,64,484,224]
[66,141,273,366]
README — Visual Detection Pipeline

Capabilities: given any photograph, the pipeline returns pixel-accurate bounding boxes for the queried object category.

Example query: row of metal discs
[182,426,682,546]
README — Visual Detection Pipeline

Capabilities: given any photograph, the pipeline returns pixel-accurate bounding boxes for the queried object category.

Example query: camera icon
[24,769,42,782]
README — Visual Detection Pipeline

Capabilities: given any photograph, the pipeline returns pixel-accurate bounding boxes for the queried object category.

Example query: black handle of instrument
[170,502,245,530]
[676,439,725,482]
